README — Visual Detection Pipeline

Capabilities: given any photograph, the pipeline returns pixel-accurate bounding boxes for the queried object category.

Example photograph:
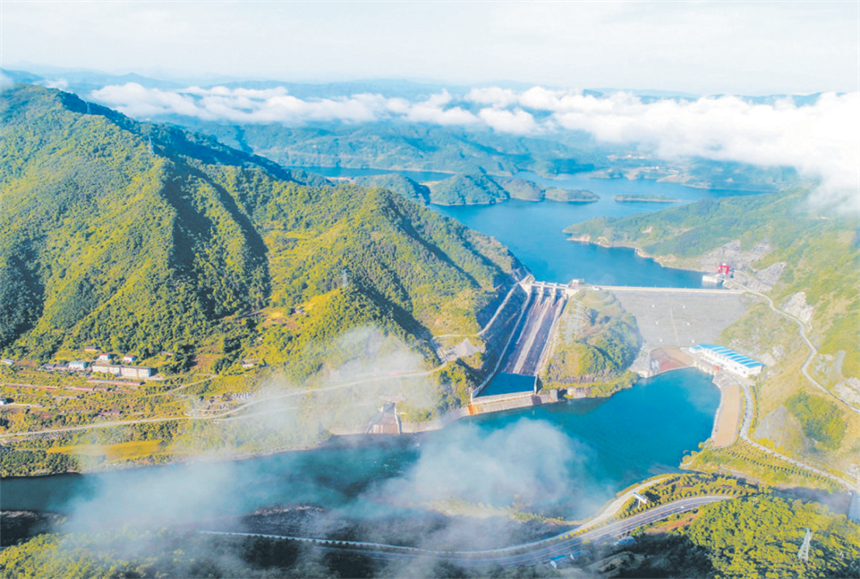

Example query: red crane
[717,263,731,276]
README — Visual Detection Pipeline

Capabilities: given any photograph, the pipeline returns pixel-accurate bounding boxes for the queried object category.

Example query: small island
[544,187,599,203]
[613,194,680,203]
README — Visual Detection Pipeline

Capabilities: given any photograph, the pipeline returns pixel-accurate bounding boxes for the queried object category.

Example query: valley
[1,81,858,578]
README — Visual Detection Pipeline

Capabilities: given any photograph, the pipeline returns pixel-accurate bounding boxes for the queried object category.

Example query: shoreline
[564,235,699,273]
[300,165,774,196]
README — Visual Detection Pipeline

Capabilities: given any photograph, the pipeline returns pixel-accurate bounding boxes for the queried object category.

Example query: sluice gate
[472,279,576,399]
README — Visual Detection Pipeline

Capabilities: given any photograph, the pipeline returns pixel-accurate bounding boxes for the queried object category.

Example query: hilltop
[426,173,598,206]
[0,84,521,401]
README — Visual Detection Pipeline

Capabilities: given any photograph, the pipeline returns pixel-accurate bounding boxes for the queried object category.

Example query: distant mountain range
[0,67,805,195]
[2,66,828,107]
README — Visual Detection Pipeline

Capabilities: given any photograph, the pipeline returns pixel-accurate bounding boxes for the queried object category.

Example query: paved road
[727,280,859,414]
[737,377,851,488]
[591,286,743,295]
[202,495,730,568]
[576,475,672,532]
[0,364,450,439]
[710,279,856,489]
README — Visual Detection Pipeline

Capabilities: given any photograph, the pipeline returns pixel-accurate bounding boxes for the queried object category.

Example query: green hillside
[189,121,605,177]
[541,291,641,396]
[544,188,598,202]
[563,190,859,378]
[425,174,599,206]
[353,173,430,203]
[427,173,509,205]
[0,85,520,386]
[499,177,544,201]
[564,190,860,474]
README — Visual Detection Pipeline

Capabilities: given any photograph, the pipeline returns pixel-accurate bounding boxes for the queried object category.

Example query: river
[1,171,739,528]
[0,370,718,523]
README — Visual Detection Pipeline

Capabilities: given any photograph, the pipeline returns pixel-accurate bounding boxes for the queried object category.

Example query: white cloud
[92,83,481,127]
[40,78,69,90]
[90,82,860,212]
[91,83,392,123]
[547,91,860,213]
[478,107,538,135]
[388,90,480,126]
[466,87,519,107]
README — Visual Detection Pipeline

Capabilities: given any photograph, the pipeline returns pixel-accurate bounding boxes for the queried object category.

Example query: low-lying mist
[29,326,594,572]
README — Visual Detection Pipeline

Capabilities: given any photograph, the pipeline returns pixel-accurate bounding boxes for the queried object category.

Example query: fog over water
[1,370,719,533]
[1,177,723,555]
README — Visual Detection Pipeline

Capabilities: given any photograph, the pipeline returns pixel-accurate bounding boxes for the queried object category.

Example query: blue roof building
[690,344,764,377]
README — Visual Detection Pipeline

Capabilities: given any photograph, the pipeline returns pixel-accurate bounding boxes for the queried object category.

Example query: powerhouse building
[690,344,764,378]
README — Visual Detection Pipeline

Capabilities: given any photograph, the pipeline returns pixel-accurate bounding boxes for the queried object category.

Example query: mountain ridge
[0,84,520,399]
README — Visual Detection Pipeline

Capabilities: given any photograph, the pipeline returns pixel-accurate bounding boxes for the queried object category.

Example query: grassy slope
[564,190,860,476]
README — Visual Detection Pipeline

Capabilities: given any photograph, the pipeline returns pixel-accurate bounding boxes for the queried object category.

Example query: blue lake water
[0,169,741,527]
[431,172,747,286]
[310,166,749,286]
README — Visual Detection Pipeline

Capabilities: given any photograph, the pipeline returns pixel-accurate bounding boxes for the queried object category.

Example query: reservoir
[0,172,737,536]
[431,172,745,286]
[308,166,744,286]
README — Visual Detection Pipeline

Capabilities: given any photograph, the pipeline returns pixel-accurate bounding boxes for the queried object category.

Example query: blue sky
[3,1,858,95]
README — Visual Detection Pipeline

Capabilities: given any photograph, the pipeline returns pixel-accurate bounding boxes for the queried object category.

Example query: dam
[472,279,577,399]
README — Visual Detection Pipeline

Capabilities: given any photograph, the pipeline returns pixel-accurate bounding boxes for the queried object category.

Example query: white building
[690,344,764,378]
[92,363,153,378]
[92,362,121,376]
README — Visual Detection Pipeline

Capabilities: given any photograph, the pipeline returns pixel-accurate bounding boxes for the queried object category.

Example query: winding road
[201,495,731,568]
[722,280,855,489]
[728,280,859,414]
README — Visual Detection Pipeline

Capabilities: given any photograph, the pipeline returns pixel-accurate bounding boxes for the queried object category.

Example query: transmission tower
[148,136,154,155]
[797,528,812,562]
[341,267,350,289]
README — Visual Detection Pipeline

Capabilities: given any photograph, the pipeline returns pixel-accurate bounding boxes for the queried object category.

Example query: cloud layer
[90,83,859,212]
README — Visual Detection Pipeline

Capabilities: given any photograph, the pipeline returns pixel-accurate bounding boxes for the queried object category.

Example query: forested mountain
[0,85,520,388]
[188,121,605,177]
[353,173,430,203]
[427,173,509,205]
